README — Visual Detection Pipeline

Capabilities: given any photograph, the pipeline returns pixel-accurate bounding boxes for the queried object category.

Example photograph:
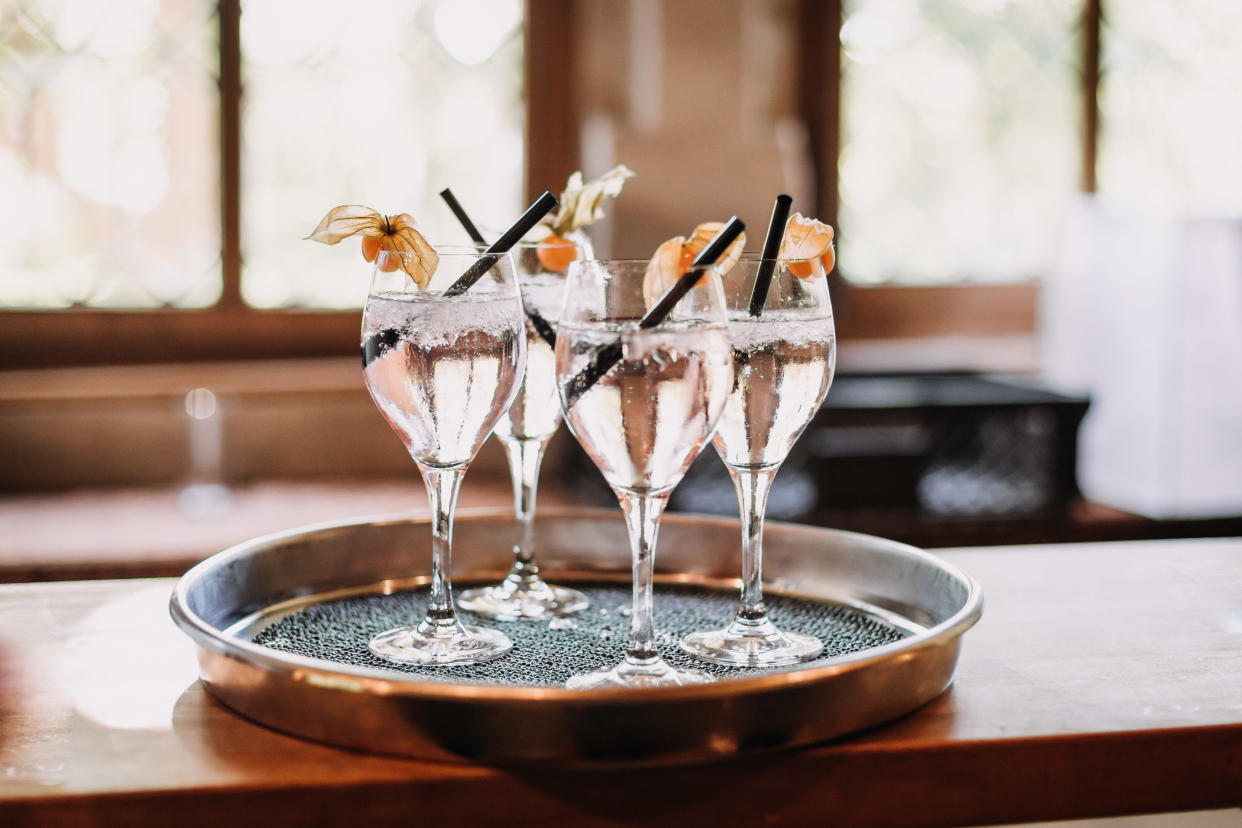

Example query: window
[3,0,1238,366]
[838,0,1082,285]
[0,0,220,309]
[1,0,526,368]
[1098,0,1242,217]
[239,0,524,309]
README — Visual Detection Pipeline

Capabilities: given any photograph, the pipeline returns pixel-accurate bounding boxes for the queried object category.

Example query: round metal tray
[169,508,982,764]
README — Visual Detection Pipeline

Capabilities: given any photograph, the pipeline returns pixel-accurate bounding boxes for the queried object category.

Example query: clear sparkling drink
[713,311,837,469]
[457,252,591,623]
[557,320,734,494]
[363,291,525,467]
[679,258,837,669]
[491,272,565,443]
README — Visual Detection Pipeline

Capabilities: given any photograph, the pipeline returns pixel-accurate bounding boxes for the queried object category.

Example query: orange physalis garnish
[528,165,635,272]
[642,221,747,309]
[535,233,578,272]
[684,222,745,273]
[778,212,835,280]
[306,205,437,289]
[359,236,404,272]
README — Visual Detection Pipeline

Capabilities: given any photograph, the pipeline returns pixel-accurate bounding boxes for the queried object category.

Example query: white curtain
[1041,197,1242,518]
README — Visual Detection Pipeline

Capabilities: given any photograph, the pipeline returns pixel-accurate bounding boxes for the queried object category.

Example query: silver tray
[169,508,982,764]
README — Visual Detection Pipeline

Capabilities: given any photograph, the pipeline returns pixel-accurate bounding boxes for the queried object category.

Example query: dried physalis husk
[306,205,438,290]
[685,221,745,275]
[778,212,835,279]
[642,236,686,310]
[547,165,635,236]
[642,221,747,309]
[533,165,636,273]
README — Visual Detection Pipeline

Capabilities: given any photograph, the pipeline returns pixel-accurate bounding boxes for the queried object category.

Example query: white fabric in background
[1041,199,1242,518]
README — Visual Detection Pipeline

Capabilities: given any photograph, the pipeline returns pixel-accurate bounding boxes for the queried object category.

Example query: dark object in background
[801,373,1089,520]
[564,373,1090,526]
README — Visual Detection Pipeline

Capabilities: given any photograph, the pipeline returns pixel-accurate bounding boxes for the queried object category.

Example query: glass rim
[568,258,722,267]
[481,224,583,244]
[376,244,497,256]
[511,239,577,248]
[474,229,581,250]
[569,254,828,266]
[735,253,830,265]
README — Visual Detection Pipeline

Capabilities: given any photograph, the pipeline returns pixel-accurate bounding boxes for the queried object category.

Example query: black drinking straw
[443,190,558,297]
[747,194,792,317]
[438,188,487,245]
[439,187,558,348]
[563,216,747,405]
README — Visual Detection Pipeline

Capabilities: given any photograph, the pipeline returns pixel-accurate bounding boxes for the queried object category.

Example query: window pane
[241,0,525,309]
[1099,0,1242,217]
[0,0,221,308]
[839,0,1082,284]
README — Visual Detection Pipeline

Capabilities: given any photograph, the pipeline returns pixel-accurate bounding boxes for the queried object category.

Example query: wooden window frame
[796,0,1099,342]
[0,0,1098,369]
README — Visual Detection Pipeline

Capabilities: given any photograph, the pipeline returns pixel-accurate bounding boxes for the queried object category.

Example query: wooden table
[2,538,1242,826]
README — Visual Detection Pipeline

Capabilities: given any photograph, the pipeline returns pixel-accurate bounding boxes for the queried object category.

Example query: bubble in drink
[713,310,836,470]
[363,291,525,467]
[492,272,568,444]
[558,320,734,495]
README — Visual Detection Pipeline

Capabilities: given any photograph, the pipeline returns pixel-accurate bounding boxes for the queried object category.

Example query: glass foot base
[458,579,589,621]
[369,624,512,666]
[679,618,823,668]
[566,655,714,690]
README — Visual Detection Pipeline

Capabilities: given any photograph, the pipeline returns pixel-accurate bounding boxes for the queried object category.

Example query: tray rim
[170,507,983,703]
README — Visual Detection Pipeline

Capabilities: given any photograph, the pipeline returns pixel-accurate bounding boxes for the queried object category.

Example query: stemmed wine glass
[556,258,734,688]
[680,255,836,666]
[458,235,592,620]
[361,247,527,665]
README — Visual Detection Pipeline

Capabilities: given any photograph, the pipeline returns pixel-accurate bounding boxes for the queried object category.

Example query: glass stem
[732,467,776,622]
[504,437,548,583]
[418,465,466,637]
[618,491,669,663]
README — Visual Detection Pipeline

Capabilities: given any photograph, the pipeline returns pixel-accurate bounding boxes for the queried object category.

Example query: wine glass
[680,255,836,667]
[556,259,734,689]
[362,246,527,665]
[458,234,593,620]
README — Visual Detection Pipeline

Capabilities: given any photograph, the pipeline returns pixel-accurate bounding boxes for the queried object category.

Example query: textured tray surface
[252,581,908,687]
[171,512,981,761]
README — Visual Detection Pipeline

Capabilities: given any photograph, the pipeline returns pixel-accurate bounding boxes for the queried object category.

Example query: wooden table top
[2,537,1242,826]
